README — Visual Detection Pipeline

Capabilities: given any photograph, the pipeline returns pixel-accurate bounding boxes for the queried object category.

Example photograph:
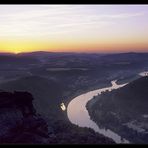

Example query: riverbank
[86,76,148,144]
[67,80,129,143]
[42,79,117,144]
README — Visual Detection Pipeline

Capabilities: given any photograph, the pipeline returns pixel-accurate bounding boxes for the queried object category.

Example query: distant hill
[17,51,86,60]
[100,52,148,63]
[18,51,57,59]
[1,51,148,68]
[0,54,40,65]
[17,51,104,64]
[0,52,15,56]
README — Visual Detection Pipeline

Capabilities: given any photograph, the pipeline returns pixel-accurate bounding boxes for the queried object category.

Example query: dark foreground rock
[0,91,49,144]
[48,119,115,144]
[0,91,115,144]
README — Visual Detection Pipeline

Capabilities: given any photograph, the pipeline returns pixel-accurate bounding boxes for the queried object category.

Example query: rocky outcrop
[0,91,50,144]
[0,90,115,144]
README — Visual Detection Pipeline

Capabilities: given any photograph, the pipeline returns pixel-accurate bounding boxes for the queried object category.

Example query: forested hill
[87,76,148,143]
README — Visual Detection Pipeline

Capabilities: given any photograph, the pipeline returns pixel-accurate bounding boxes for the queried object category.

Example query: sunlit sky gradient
[0,5,148,53]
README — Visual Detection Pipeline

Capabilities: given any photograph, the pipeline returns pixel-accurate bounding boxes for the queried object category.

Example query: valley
[0,52,148,144]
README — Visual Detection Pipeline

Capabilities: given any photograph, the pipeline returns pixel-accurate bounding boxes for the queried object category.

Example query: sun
[13,49,22,54]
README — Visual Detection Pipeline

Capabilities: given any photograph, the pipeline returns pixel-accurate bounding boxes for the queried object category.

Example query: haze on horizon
[0,5,148,54]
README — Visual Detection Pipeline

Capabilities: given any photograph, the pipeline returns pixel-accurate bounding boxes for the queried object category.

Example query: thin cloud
[0,5,147,39]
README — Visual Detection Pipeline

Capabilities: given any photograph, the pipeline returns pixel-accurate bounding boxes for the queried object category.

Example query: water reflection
[139,71,148,77]
[60,102,66,111]
[67,80,129,144]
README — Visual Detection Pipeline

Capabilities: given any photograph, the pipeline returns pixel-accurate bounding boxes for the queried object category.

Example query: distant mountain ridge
[0,51,148,65]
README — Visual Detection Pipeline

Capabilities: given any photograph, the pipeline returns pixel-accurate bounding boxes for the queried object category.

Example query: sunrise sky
[0,5,148,53]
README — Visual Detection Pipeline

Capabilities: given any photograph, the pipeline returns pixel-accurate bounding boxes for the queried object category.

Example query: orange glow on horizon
[0,5,148,53]
[0,40,148,54]
[1,36,147,53]
[0,35,148,53]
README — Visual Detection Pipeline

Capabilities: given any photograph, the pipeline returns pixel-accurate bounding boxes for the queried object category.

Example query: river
[67,80,130,144]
